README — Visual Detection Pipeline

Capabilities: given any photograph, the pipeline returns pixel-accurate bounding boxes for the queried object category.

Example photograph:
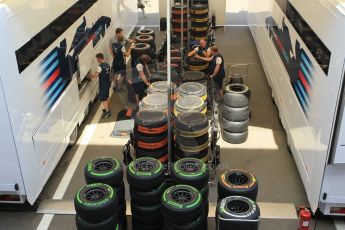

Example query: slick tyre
[130,182,167,206]
[222,117,249,133]
[222,105,250,122]
[221,129,248,144]
[75,214,118,230]
[224,84,251,108]
[131,203,162,225]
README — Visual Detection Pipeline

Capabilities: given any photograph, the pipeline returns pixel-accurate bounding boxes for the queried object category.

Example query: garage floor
[0,27,340,230]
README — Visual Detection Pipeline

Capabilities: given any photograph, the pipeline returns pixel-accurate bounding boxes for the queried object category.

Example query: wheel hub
[84,188,106,201]
[94,160,113,172]
[171,189,193,204]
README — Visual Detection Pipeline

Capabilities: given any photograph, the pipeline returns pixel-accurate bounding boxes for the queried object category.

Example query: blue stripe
[301,52,313,70]
[44,77,63,102]
[294,83,307,112]
[297,80,310,105]
[300,62,312,84]
[41,60,59,83]
[41,51,58,72]
[46,81,66,108]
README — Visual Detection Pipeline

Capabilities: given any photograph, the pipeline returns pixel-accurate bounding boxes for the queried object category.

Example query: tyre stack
[216,169,260,230]
[136,29,156,52]
[172,4,188,43]
[186,56,209,72]
[134,110,169,164]
[174,112,209,163]
[174,96,206,116]
[82,157,126,229]
[147,81,178,102]
[140,94,168,112]
[182,70,207,85]
[221,84,251,144]
[127,157,165,230]
[177,82,207,103]
[171,158,210,217]
[162,185,207,230]
[74,183,121,230]
[190,3,209,41]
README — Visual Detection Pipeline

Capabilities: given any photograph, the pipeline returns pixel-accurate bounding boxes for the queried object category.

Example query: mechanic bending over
[92,53,112,118]
[110,27,135,92]
[195,46,226,101]
[187,38,212,58]
[132,54,152,104]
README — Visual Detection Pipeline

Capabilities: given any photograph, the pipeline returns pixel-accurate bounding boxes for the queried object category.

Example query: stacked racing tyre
[135,34,156,52]
[178,82,207,103]
[147,81,178,101]
[140,94,168,112]
[217,196,260,230]
[218,169,258,201]
[190,3,209,40]
[174,96,207,116]
[186,56,209,72]
[172,4,188,42]
[131,43,154,65]
[174,112,209,163]
[134,110,169,164]
[83,157,127,228]
[171,158,210,216]
[74,183,121,230]
[182,71,207,85]
[162,185,207,230]
[222,84,251,144]
[127,157,165,230]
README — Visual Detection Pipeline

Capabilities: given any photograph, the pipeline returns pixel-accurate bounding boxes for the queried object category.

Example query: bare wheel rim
[227,200,250,214]
[84,188,106,202]
[180,161,201,173]
[94,160,113,172]
[228,172,249,186]
[171,189,193,204]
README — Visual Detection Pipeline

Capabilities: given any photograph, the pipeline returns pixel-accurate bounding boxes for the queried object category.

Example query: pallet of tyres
[162,185,206,230]
[221,83,251,144]
[174,112,209,163]
[83,157,127,229]
[140,94,168,113]
[174,95,207,116]
[190,3,209,40]
[186,55,209,72]
[171,158,210,216]
[182,70,207,85]
[172,4,188,42]
[216,170,259,229]
[127,157,166,230]
[134,110,169,164]
[74,183,121,230]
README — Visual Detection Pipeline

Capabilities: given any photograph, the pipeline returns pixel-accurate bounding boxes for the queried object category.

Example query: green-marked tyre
[164,211,206,230]
[171,158,209,190]
[75,214,119,230]
[132,218,163,230]
[130,182,167,206]
[218,169,258,201]
[74,183,117,224]
[84,157,123,188]
[126,157,165,192]
[131,202,162,225]
[162,185,204,223]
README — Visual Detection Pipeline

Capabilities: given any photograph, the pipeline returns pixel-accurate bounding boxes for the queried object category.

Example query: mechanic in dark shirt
[132,54,151,104]
[187,38,212,58]
[92,53,111,118]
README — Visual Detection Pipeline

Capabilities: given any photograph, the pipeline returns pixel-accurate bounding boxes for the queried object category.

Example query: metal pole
[167,0,172,167]
[180,0,184,74]
[187,0,190,49]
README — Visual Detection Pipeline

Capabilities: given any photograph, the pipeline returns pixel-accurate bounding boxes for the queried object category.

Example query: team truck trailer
[0,0,137,205]
[248,0,345,215]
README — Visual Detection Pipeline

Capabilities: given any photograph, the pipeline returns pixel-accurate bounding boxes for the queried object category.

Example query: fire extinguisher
[211,11,216,29]
[298,209,311,230]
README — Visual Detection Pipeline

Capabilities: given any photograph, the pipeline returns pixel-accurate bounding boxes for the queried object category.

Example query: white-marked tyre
[222,117,249,133]
[222,105,250,122]
[218,169,258,201]
[221,129,248,144]
[224,84,251,108]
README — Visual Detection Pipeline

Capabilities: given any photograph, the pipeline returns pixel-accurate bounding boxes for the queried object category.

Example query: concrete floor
[0,27,340,230]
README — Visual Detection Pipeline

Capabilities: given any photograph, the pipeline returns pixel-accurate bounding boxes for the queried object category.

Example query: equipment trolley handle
[226,63,250,85]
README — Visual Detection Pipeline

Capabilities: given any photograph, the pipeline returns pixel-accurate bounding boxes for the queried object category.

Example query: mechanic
[195,46,225,101]
[187,38,212,58]
[132,54,152,104]
[92,53,112,118]
[110,27,135,92]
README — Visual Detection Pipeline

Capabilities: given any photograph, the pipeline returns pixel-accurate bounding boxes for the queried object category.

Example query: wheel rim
[135,160,155,172]
[228,172,249,186]
[227,200,250,214]
[171,189,193,203]
[230,85,245,92]
[94,160,113,172]
[180,161,201,173]
[84,188,106,202]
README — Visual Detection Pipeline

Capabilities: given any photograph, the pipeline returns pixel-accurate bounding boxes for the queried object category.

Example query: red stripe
[298,70,311,94]
[43,68,60,90]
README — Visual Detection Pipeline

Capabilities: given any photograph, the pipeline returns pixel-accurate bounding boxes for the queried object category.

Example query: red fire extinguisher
[298,209,311,230]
